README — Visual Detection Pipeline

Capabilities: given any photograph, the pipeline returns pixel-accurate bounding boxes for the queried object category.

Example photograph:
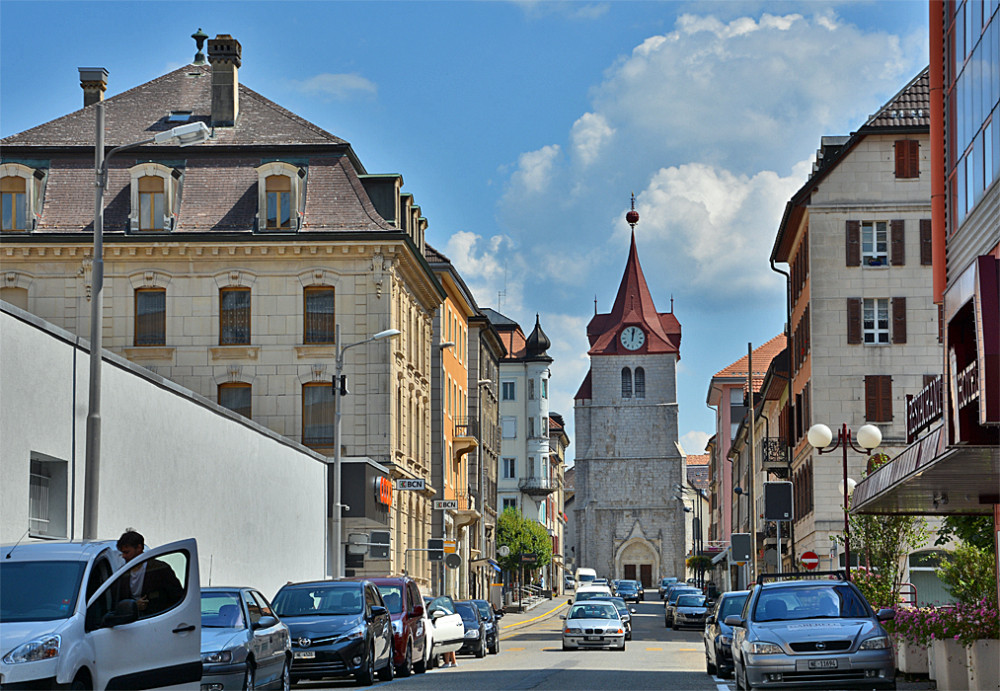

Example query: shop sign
[433,500,458,510]
[906,375,943,442]
[395,478,425,491]
[373,476,393,507]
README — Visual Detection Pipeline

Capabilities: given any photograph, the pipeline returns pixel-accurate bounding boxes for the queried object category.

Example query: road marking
[505,646,526,651]
[678,648,699,651]
[646,647,663,651]
[500,602,566,629]
[540,647,560,651]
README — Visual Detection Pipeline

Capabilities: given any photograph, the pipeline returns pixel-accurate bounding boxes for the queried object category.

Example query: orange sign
[373,476,393,506]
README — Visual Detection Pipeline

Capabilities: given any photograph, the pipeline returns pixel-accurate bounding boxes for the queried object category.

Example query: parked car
[422,595,464,666]
[454,601,488,658]
[671,593,709,630]
[560,600,626,651]
[703,590,749,678]
[569,585,613,604]
[636,580,646,600]
[200,586,291,690]
[369,576,428,676]
[590,597,636,640]
[470,599,503,654]
[658,576,679,599]
[727,574,896,690]
[563,574,575,591]
[0,538,201,689]
[664,586,701,627]
[271,579,393,686]
[616,580,641,603]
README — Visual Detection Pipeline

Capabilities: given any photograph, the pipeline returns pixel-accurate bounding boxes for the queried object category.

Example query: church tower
[572,198,685,586]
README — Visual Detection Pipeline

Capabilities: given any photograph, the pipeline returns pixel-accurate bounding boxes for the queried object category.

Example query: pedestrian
[116,529,183,616]
[441,649,458,668]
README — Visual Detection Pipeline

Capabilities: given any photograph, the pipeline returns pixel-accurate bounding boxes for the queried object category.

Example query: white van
[0,538,201,689]
[574,567,597,587]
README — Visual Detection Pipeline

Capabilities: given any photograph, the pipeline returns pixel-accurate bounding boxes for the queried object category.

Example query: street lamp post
[806,423,882,581]
[675,483,705,586]
[330,325,400,578]
[83,99,211,540]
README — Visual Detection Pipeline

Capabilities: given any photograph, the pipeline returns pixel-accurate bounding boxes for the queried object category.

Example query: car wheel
[475,637,487,658]
[743,667,755,691]
[69,675,91,691]
[620,640,626,651]
[378,645,395,682]
[706,655,716,676]
[280,657,292,691]
[490,634,500,655]
[398,641,413,677]
[243,660,256,691]
[355,647,375,686]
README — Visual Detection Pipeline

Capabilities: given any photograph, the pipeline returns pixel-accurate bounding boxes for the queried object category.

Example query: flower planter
[928,642,936,680]
[967,639,1000,690]
[896,641,929,675]
[932,638,970,690]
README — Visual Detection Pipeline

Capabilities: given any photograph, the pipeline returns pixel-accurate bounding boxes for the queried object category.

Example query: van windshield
[0,561,86,622]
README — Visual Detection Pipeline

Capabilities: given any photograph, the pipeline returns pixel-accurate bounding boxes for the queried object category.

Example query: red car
[368,577,429,677]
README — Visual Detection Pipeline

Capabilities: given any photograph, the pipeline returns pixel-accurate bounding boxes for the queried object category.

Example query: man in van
[116,529,183,616]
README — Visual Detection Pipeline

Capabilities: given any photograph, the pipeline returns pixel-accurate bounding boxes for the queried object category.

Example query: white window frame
[28,453,68,538]
[501,416,517,439]
[502,457,516,479]
[502,497,517,511]
[863,298,890,345]
[255,162,305,231]
[128,163,178,232]
[1,162,44,231]
[861,221,888,267]
[501,381,515,401]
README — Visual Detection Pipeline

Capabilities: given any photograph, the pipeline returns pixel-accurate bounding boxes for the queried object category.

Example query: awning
[487,559,501,573]
[852,426,1000,515]
[711,547,730,565]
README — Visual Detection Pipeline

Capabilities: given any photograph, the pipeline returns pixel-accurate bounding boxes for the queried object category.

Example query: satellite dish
[445,553,462,569]
[497,545,510,557]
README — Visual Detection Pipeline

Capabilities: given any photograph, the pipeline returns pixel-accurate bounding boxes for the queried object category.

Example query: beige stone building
[0,35,444,587]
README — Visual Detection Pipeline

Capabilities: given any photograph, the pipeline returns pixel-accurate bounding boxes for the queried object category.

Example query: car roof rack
[756,570,847,585]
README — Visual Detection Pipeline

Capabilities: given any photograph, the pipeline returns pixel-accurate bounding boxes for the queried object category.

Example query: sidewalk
[498,595,568,634]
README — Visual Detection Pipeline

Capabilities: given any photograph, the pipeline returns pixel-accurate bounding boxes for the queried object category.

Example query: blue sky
[1,1,930,462]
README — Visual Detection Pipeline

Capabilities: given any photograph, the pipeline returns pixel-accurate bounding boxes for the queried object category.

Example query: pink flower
[954,635,960,641]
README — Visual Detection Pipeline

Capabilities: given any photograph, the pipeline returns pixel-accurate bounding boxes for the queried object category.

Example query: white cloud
[293,73,377,100]
[508,144,561,196]
[445,231,525,315]
[680,430,711,456]
[570,112,615,166]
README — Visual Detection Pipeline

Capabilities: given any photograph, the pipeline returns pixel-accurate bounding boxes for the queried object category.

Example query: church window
[621,367,632,398]
[635,367,646,398]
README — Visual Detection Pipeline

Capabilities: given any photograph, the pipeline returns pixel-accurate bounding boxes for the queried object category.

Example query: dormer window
[0,163,45,232]
[256,162,305,231]
[129,163,179,232]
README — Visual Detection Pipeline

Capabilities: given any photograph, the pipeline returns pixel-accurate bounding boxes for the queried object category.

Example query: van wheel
[398,641,413,677]
[355,647,375,686]
[413,644,428,674]
[70,674,92,691]
[378,649,395,682]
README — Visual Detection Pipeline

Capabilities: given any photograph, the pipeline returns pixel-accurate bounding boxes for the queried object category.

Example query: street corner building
[572,212,686,587]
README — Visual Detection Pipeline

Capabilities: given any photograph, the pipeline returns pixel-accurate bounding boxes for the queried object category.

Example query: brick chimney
[78,67,108,108]
[207,34,241,127]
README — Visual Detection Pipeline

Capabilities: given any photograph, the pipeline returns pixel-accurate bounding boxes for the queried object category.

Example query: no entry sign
[801,551,820,570]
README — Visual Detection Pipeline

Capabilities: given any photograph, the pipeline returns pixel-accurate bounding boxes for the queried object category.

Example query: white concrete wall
[1,304,328,598]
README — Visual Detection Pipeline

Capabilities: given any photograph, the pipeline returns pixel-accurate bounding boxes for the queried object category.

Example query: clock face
[620,326,645,351]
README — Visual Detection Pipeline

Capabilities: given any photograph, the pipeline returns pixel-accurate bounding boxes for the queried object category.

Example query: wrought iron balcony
[519,475,557,496]
[761,437,789,478]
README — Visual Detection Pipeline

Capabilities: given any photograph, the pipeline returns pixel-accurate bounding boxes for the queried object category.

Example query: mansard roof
[586,230,681,356]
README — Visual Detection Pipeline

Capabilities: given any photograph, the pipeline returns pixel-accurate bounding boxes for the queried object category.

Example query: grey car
[200,587,292,691]
[726,574,895,690]
[703,589,749,678]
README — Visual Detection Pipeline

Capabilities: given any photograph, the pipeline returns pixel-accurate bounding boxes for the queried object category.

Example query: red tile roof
[574,370,593,401]
[686,454,709,466]
[712,335,787,392]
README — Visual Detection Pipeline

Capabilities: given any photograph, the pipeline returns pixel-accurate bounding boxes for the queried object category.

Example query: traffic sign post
[801,551,820,570]
[427,538,444,562]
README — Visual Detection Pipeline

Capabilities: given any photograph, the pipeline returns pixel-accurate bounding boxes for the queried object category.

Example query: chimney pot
[207,35,241,127]
[78,67,108,108]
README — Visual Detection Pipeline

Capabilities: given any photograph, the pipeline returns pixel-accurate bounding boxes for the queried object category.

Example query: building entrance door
[640,564,652,588]
[624,564,636,580]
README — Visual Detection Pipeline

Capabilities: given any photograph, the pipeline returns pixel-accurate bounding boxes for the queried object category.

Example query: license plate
[586,636,602,641]
[294,651,316,659]
[808,659,837,669]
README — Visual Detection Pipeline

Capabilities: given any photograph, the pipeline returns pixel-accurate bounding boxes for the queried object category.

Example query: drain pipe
[770,257,795,566]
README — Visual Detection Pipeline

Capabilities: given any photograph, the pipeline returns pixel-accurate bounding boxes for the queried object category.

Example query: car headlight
[749,641,784,654]
[465,629,479,638]
[564,627,582,634]
[342,627,366,641]
[391,620,403,635]
[3,635,60,664]
[720,635,733,645]
[860,635,891,650]
[201,650,233,664]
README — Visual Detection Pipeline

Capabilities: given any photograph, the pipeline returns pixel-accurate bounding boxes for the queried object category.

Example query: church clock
[620,326,645,351]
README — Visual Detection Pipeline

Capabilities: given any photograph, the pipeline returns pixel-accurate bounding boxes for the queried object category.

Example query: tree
[936,543,998,607]
[934,515,994,551]
[496,507,552,573]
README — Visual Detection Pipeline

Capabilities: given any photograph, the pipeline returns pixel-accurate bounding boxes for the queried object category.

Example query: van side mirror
[724,615,744,628]
[103,598,139,627]
[254,615,278,630]
[370,605,388,619]
[412,604,424,618]
[431,609,445,620]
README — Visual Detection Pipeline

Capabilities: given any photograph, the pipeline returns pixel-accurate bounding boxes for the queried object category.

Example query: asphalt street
[293,598,731,690]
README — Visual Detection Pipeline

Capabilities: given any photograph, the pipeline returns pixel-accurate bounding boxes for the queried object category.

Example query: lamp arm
[99,137,156,180]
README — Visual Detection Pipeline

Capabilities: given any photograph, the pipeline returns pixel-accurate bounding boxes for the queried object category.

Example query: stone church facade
[573,215,686,586]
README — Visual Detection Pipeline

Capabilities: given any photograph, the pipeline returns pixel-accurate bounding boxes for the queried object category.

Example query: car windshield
[472,600,492,619]
[591,598,627,615]
[718,594,749,619]
[754,585,871,622]
[569,603,618,620]
[202,591,245,628]
[574,591,609,602]
[668,589,699,603]
[676,594,706,607]
[455,602,479,623]
[377,585,404,614]
[272,584,364,617]
[660,578,676,586]
[0,560,86,623]
[617,582,637,592]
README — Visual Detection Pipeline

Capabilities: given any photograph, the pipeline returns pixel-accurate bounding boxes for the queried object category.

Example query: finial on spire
[670,294,674,313]
[626,192,639,231]
[192,28,208,65]
[594,294,598,315]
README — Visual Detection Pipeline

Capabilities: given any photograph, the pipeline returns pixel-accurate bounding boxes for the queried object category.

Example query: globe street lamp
[806,423,883,580]
[83,96,212,540]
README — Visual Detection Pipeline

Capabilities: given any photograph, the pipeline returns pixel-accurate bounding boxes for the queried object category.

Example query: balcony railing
[455,417,478,439]
[519,475,557,496]
[761,437,789,478]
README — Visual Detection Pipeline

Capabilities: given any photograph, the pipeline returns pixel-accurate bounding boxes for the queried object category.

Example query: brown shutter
[892,297,907,344]
[895,141,906,177]
[895,140,920,178]
[891,220,905,265]
[908,141,920,178]
[865,375,879,421]
[846,220,861,266]
[920,219,933,265]
[847,298,862,344]
[879,376,893,422]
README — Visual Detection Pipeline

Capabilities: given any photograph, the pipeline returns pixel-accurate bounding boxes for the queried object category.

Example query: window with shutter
[895,140,919,178]
[892,297,907,344]
[863,298,890,344]
[847,298,863,344]
[846,221,861,266]
[861,221,888,266]
[890,220,905,265]
[919,219,933,265]
[865,375,893,422]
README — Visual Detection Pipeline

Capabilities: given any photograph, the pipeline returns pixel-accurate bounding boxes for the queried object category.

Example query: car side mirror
[370,605,388,619]
[876,608,895,622]
[431,609,445,620]
[495,610,504,619]
[567,599,572,606]
[705,615,715,624]
[254,615,278,630]
[629,608,637,614]
[103,598,139,627]
[412,605,424,618]
[559,614,566,620]
[724,615,744,628]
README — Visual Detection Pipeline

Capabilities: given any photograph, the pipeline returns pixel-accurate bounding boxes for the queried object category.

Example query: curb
[499,600,568,635]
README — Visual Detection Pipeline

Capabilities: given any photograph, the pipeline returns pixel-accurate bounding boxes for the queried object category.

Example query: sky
[0,1,930,463]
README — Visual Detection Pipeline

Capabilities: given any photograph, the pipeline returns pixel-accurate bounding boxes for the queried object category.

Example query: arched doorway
[615,537,659,589]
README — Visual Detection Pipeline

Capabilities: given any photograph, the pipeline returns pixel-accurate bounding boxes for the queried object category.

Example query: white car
[0,538,201,689]
[561,601,626,651]
[569,584,614,604]
[422,596,463,666]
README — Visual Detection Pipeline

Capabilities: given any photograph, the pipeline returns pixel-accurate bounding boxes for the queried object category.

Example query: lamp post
[330,325,401,578]
[676,482,706,586]
[806,423,882,581]
[83,99,211,540]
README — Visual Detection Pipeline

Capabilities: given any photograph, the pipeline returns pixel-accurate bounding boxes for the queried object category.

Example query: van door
[84,539,201,690]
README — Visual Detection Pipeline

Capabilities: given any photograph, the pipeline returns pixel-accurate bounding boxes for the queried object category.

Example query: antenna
[5,528,29,559]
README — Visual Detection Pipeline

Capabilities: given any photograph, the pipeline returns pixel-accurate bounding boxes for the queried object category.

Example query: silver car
[726,576,895,690]
[561,601,627,651]
[200,587,291,690]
